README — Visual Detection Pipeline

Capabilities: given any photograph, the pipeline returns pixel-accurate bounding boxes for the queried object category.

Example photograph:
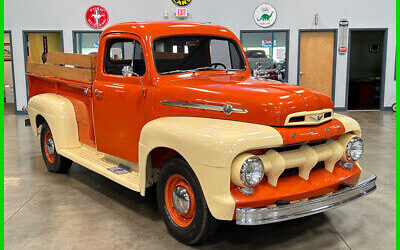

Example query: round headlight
[346,136,364,161]
[240,157,264,187]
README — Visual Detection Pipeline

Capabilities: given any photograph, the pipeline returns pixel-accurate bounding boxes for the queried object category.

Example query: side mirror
[121,65,147,97]
[122,65,134,77]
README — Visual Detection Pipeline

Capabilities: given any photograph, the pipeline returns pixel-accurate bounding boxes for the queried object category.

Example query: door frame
[297,29,338,106]
[72,30,103,54]
[345,28,388,110]
[240,29,290,82]
[22,30,64,107]
[4,30,18,114]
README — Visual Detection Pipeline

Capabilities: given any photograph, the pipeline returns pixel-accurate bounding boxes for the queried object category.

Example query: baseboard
[334,107,347,112]
[15,110,28,115]
[380,106,394,111]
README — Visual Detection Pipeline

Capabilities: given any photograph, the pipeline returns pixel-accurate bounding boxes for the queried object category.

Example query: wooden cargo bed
[26,52,97,83]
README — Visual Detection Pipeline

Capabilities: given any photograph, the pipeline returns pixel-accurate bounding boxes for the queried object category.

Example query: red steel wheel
[40,122,72,173]
[157,157,218,244]
[43,130,56,163]
[165,174,196,227]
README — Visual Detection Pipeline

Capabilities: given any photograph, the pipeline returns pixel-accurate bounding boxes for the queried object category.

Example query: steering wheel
[209,63,227,70]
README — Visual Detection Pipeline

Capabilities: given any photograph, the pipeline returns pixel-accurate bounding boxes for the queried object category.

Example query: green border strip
[1,0,4,247]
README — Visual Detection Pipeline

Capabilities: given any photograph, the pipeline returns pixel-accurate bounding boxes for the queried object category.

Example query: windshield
[153,36,246,75]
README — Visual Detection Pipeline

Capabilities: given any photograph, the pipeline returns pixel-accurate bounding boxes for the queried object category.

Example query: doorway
[23,31,63,99]
[298,30,336,98]
[24,31,63,64]
[347,30,386,110]
[4,31,16,113]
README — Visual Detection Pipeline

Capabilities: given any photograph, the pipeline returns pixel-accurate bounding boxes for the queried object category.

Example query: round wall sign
[254,4,277,28]
[338,46,348,54]
[172,0,191,6]
[86,5,109,29]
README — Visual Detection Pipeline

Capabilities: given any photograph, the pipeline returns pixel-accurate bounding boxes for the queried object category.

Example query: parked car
[26,21,376,245]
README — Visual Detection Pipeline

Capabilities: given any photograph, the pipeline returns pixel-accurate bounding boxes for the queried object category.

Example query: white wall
[5,0,396,111]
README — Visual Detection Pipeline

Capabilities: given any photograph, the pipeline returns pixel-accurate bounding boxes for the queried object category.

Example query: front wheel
[157,157,218,245]
[40,122,72,173]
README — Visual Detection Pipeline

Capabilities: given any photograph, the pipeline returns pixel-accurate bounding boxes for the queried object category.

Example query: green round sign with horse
[254,4,277,28]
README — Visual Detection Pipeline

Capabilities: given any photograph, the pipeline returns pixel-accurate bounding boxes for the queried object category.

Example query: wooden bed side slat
[47,52,97,69]
[26,62,93,83]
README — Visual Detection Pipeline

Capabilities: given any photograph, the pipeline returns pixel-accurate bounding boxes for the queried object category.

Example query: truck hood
[153,74,333,127]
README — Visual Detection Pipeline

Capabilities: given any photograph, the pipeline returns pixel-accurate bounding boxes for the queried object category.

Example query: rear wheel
[40,122,72,173]
[157,157,218,245]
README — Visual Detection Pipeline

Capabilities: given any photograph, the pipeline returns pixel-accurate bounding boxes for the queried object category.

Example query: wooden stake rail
[26,52,97,83]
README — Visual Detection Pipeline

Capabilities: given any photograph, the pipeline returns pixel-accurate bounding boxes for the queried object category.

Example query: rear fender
[27,93,81,150]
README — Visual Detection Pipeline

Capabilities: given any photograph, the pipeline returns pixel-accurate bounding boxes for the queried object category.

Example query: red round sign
[338,46,348,53]
[86,5,109,29]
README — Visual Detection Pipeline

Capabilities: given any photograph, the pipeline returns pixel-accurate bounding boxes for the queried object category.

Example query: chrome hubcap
[172,186,190,214]
[46,138,55,155]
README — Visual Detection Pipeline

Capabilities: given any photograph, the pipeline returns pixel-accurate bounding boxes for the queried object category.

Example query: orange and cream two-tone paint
[27,21,364,221]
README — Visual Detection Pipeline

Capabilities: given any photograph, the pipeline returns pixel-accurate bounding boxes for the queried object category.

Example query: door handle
[299,72,304,76]
[83,87,92,96]
[93,89,103,99]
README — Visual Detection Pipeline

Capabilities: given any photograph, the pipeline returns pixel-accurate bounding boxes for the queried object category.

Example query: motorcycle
[253,62,285,81]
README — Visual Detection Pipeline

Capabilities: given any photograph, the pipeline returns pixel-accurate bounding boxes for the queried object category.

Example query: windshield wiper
[191,66,216,73]
[160,69,191,75]
[161,66,217,75]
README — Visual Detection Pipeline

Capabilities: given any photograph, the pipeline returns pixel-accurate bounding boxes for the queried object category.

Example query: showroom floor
[4,103,395,250]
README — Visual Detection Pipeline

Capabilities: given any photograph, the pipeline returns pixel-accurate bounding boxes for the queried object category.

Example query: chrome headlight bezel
[345,136,364,162]
[239,156,265,187]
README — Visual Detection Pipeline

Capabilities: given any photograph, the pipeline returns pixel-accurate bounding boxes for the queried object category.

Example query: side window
[104,39,146,76]
[209,40,232,68]
[209,39,245,70]
[229,42,244,69]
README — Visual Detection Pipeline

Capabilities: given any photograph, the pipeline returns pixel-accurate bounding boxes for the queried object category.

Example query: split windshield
[153,36,246,75]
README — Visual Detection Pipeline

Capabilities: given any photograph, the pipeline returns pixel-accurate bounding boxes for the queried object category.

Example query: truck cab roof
[102,21,239,41]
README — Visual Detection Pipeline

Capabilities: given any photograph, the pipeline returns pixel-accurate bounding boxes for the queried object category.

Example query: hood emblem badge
[310,114,323,121]
[223,104,233,115]
[161,101,248,115]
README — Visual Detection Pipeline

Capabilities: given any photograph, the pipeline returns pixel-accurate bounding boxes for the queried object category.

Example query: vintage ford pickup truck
[26,21,376,244]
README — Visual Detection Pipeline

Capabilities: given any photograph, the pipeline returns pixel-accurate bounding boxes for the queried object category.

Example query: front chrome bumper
[236,173,377,225]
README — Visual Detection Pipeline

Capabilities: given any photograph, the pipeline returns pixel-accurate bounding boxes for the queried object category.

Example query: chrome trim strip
[236,173,377,225]
[160,100,248,114]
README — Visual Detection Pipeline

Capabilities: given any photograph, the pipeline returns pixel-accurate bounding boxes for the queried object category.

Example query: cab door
[92,33,149,162]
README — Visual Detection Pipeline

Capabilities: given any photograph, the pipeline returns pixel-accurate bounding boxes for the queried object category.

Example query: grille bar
[259,136,348,187]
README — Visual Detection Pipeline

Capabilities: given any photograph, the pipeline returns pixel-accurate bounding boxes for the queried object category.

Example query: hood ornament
[161,101,247,115]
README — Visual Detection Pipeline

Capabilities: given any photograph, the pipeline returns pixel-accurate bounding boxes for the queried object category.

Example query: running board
[58,146,140,192]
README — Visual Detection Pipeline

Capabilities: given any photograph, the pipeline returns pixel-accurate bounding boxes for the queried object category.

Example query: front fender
[334,113,361,136]
[27,93,81,150]
[138,117,283,220]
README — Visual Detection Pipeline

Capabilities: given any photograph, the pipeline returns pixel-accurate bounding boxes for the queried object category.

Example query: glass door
[241,30,289,82]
